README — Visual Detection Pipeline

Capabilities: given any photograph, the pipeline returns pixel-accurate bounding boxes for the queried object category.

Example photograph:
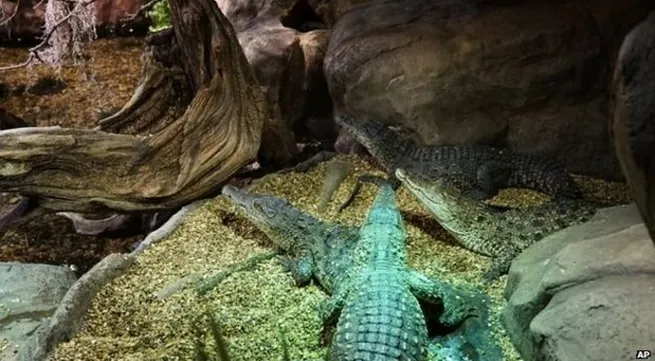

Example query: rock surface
[0,263,77,361]
[216,0,334,164]
[503,204,655,361]
[324,0,655,179]
[611,10,655,241]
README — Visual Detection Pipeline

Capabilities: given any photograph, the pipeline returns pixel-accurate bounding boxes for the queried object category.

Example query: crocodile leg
[318,286,349,327]
[482,252,516,282]
[277,254,315,286]
[407,271,483,328]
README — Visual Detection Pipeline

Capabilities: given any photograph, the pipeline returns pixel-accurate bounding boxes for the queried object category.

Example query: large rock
[0,263,77,361]
[324,0,655,179]
[502,205,655,361]
[531,274,654,361]
[216,0,333,164]
[306,0,371,27]
[611,10,655,241]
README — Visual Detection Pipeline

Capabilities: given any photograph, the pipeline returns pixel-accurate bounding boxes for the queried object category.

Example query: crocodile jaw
[222,184,257,208]
[221,185,281,237]
[395,169,459,222]
[394,168,484,243]
[336,114,385,150]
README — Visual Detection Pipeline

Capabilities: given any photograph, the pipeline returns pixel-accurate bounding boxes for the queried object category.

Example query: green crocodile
[320,183,482,361]
[221,184,358,292]
[337,114,582,200]
[395,168,597,281]
[222,184,499,360]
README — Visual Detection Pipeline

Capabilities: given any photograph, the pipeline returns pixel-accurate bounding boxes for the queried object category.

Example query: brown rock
[611,10,655,241]
[305,0,372,26]
[216,0,333,163]
[324,0,655,179]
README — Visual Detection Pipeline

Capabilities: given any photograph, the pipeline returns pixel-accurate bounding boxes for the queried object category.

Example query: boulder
[502,204,655,361]
[324,0,655,179]
[305,0,372,27]
[0,263,77,361]
[611,10,655,241]
[531,274,655,361]
[216,0,334,164]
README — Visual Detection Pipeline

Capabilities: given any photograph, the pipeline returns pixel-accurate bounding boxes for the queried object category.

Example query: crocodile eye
[253,200,277,218]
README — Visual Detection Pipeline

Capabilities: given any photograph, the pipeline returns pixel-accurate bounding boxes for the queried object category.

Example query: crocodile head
[221,185,318,252]
[395,168,488,235]
[335,113,387,150]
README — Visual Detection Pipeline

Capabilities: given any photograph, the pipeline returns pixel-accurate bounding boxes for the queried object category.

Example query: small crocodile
[337,114,582,200]
[396,168,597,281]
[221,184,358,293]
[320,183,482,361]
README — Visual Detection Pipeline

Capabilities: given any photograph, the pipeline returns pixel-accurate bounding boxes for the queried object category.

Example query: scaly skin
[338,114,582,200]
[320,184,480,361]
[396,169,597,281]
[221,185,358,293]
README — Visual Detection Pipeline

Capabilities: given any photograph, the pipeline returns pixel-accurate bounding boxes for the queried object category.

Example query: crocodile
[337,113,582,200]
[320,183,482,361]
[395,168,597,281]
[221,184,359,293]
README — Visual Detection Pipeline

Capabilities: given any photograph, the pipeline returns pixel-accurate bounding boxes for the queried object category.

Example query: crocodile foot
[438,285,488,328]
[481,254,513,283]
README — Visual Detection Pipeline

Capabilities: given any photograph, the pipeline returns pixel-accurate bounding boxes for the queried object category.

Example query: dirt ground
[0,38,146,273]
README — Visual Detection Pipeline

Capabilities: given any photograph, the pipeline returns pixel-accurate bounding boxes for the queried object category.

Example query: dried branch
[0,0,99,72]
[0,0,20,27]
[123,0,160,22]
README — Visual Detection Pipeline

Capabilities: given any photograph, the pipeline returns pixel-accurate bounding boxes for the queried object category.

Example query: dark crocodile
[396,168,597,281]
[320,183,482,361]
[221,184,358,293]
[337,114,582,200]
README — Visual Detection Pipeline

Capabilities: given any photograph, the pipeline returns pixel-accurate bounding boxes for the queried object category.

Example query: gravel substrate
[51,154,630,361]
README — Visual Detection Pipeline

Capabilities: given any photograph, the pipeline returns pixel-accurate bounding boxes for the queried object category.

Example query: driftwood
[0,0,269,213]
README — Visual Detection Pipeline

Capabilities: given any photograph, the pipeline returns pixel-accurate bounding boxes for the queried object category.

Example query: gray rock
[502,204,655,361]
[0,263,77,361]
[19,254,135,361]
[324,0,655,179]
[532,274,655,361]
[611,10,655,241]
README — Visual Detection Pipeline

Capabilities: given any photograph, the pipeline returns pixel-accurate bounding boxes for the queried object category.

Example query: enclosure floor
[50,154,630,361]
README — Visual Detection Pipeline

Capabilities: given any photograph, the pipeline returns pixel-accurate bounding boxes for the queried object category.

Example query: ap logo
[636,350,652,359]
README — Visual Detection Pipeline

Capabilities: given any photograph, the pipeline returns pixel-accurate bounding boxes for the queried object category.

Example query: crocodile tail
[508,153,582,199]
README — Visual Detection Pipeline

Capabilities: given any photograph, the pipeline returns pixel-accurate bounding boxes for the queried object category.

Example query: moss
[148,1,172,32]
[51,155,629,361]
